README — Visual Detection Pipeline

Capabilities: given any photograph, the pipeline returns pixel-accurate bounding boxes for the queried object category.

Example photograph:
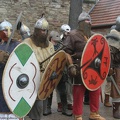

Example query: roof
[90,0,120,28]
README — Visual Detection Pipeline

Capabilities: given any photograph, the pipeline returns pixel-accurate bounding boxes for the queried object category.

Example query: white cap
[60,24,71,33]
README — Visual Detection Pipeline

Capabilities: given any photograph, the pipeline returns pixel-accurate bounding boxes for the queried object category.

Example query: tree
[69,0,83,30]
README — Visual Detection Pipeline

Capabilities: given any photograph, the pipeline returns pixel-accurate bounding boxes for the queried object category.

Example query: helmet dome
[49,31,61,42]
[34,17,49,30]
[60,24,71,33]
[0,20,12,31]
[78,11,91,23]
[20,24,30,36]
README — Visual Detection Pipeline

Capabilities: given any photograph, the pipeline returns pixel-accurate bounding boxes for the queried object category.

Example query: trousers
[73,85,101,115]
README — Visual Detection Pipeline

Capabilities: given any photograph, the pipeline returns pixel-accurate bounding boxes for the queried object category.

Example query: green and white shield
[2,43,40,118]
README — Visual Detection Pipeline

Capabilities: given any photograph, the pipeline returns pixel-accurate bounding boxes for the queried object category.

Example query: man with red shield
[63,11,106,120]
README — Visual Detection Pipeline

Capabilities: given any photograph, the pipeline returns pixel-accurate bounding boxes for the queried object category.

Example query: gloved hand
[108,68,114,76]
[68,64,77,77]
[0,50,9,64]
[39,64,45,73]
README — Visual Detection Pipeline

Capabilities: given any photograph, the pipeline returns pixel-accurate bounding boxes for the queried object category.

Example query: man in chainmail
[106,16,120,119]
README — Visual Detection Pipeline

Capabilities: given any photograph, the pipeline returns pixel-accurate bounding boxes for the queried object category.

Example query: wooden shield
[81,34,110,91]
[38,50,67,100]
[2,43,40,118]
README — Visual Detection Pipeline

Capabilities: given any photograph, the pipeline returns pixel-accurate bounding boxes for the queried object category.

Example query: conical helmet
[0,20,12,31]
[34,17,49,30]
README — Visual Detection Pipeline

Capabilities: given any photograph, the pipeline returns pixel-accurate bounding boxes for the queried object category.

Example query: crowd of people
[0,11,120,120]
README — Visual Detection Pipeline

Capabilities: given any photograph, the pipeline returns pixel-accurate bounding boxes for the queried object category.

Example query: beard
[36,33,47,43]
[31,28,49,47]
[78,21,91,38]
[84,23,91,38]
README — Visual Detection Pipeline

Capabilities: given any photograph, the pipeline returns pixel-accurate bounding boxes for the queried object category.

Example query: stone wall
[0,0,95,39]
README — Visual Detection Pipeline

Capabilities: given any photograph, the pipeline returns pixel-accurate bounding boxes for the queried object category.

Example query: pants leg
[84,89,89,103]
[104,81,111,95]
[28,100,43,120]
[73,85,86,115]
[57,79,67,96]
[66,78,73,104]
[89,88,101,112]
[57,79,72,116]
[47,93,53,108]
[56,88,61,103]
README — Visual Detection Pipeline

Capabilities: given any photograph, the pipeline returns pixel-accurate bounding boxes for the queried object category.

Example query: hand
[39,64,45,73]
[0,50,9,64]
[68,64,77,77]
[108,68,114,76]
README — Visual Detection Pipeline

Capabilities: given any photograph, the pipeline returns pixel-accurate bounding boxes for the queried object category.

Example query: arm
[63,36,77,77]
[114,51,120,63]
[110,46,120,64]
[0,50,9,64]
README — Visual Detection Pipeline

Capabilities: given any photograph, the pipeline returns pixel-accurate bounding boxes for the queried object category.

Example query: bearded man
[106,16,120,119]
[63,11,106,120]
[23,17,54,120]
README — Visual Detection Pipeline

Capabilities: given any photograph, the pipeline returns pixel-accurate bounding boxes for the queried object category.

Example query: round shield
[81,34,111,91]
[2,43,40,118]
[38,50,67,100]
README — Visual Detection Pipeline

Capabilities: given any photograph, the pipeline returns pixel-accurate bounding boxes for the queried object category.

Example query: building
[90,0,120,35]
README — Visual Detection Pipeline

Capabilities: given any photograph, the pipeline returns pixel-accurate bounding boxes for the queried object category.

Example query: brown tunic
[63,30,87,84]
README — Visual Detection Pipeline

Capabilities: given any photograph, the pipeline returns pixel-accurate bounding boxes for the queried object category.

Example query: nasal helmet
[0,20,12,31]
[78,11,91,23]
[20,24,31,40]
[34,17,49,30]
[49,31,61,42]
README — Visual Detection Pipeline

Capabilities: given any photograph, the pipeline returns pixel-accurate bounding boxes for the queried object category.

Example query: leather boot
[74,115,82,120]
[89,112,106,120]
[60,94,72,116]
[112,102,120,119]
[104,94,112,107]
[47,93,52,115]
[43,98,48,116]
[57,102,62,112]
[43,94,53,116]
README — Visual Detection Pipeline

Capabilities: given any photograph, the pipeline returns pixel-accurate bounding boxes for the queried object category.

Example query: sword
[5,11,22,52]
[110,75,120,95]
